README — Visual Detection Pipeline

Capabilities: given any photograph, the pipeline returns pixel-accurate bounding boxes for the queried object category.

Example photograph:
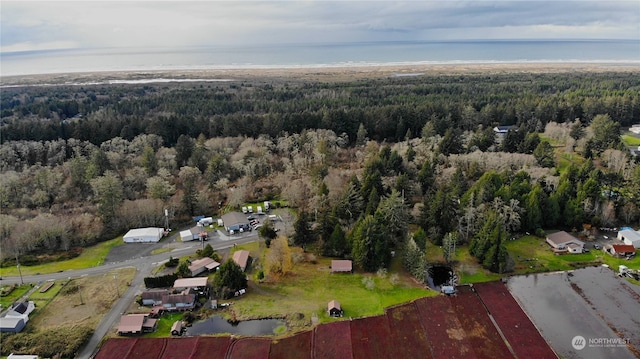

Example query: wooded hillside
[1,71,639,272]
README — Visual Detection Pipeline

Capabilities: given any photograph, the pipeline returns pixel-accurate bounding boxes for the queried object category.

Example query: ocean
[1,40,639,77]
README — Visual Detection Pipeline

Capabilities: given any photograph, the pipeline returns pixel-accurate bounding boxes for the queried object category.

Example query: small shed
[331,260,353,273]
[171,321,183,336]
[328,300,343,317]
[123,227,164,243]
[179,229,198,242]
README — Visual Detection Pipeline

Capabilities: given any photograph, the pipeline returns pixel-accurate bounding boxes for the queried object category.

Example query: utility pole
[113,274,119,297]
[15,252,24,285]
[164,208,169,230]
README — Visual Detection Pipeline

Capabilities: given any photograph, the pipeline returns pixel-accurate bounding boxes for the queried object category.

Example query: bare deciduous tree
[264,236,293,278]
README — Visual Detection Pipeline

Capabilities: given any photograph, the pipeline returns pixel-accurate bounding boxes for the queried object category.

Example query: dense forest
[1,71,639,273]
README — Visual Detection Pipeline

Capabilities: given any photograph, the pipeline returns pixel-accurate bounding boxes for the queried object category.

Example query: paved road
[1,230,260,359]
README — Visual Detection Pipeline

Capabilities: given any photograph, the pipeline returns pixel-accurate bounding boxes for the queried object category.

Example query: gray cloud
[2,1,638,52]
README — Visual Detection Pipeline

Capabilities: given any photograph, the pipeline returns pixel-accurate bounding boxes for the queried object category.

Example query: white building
[546,231,585,254]
[123,227,164,243]
[618,229,640,249]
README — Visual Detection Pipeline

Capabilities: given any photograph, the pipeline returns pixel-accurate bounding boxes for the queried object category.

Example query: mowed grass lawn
[144,312,184,338]
[505,235,640,274]
[622,134,640,146]
[0,236,123,277]
[228,255,436,328]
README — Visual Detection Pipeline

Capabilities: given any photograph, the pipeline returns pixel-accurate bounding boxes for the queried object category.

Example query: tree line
[2,73,639,146]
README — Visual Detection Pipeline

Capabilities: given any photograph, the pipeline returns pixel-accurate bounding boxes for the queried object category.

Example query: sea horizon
[2,39,639,77]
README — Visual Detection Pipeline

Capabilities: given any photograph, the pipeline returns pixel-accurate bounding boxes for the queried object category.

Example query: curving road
[1,229,261,359]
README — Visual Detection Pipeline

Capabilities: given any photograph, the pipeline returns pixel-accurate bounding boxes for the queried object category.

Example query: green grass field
[144,312,184,338]
[226,255,436,330]
[454,248,502,284]
[622,134,640,146]
[0,283,34,309]
[0,236,124,277]
[505,235,640,274]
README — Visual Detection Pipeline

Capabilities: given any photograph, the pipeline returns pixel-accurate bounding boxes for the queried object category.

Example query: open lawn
[144,312,184,338]
[27,280,65,312]
[225,255,436,331]
[505,235,640,274]
[556,151,585,173]
[424,243,501,284]
[622,134,640,146]
[0,283,34,310]
[0,236,124,277]
[454,247,502,284]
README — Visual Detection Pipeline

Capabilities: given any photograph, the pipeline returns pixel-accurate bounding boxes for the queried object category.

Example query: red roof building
[330,260,352,273]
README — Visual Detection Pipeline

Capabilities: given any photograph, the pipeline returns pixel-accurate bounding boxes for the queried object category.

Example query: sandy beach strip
[2,62,639,86]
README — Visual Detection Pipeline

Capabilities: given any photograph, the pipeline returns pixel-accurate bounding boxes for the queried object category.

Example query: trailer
[198,217,214,226]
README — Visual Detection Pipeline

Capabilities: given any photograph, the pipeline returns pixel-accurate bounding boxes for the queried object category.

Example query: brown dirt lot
[30,268,135,329]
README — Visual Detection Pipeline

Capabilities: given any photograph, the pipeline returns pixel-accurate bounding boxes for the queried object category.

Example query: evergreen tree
[524,184,544,232]
[141,144,158,176]
[205,153,226,189]
[356,123,368,146]
[292,211,314,246]
[417,159,435,195]
[543,195,561,228]
[213,259,248,299]
[442,232,459,263]
[364,187,380,216]
[179,166,200,215]
[86,148,111,178]
[402,238,427,283]
[177,261,191,278]
[189,134,209,172]
[350,215,389,271]
[533,140,555,168]
[411,228,428,251]
[374,189,409,245]
[405,144,416,162]
[328,223,347,257]
[589,114,622,155]
[90,170,123,229]
[438,128,463,155]
[518,132,541,154]
[175,134,194,168]
[335,181,363,224]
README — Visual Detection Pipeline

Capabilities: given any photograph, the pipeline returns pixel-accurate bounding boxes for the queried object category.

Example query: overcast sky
[2,1,639,53]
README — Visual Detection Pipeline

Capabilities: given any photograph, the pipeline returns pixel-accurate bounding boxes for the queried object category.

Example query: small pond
[427,265,454,290]
[185,316,286,336]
